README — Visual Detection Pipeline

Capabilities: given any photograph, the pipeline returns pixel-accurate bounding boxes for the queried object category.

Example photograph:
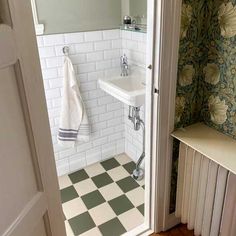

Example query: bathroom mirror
[121,0,147,33]
[34,0,147,35]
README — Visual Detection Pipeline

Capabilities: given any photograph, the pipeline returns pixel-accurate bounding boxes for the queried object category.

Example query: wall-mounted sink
[98,75,146,107]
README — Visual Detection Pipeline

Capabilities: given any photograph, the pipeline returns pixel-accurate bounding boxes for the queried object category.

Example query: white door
[0,1,66,236]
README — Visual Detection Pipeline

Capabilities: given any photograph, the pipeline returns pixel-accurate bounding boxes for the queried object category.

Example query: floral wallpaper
[170,0,236,213]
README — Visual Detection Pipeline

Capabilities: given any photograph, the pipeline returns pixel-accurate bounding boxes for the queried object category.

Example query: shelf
[172,122,236,175]
[120,26,146,34]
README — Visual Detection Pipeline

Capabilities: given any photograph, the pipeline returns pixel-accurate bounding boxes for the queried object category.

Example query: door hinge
[154,88,159,94]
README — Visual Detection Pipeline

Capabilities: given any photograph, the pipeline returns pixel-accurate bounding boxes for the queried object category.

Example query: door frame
[152,0,183,232]
[124,0,182,235]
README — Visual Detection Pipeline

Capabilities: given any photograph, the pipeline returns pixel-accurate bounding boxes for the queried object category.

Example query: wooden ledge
[171,123,236,175]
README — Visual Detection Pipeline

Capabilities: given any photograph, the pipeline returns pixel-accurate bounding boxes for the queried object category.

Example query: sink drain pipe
[128,106,145,180]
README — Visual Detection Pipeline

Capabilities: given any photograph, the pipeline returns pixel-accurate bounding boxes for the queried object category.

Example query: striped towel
[58,56,90,147]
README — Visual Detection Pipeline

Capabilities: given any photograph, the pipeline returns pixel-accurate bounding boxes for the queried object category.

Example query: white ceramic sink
[98,75,145,107]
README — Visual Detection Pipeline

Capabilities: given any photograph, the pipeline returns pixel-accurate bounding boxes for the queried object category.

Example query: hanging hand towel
[58,56,90,147]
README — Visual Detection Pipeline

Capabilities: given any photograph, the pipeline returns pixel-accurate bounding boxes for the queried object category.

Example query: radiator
[175,143,236,236]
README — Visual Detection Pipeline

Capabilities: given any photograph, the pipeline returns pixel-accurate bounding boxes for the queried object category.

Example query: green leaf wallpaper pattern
[170,0,236,213]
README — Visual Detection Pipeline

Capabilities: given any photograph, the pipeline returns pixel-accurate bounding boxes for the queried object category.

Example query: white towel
[58,56,90,147]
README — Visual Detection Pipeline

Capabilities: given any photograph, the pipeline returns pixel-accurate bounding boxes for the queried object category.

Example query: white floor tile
[62,198,87,219]
[115,153,132,165]
[58,175,72,190]
[107,166,130,182]
[89,203,116,225]
[84,163,105,177]
[99,182,123,201]
[118,208,144,231]
[126,187,145,207]
[74,179,97,196]
[64,220,74,236]
[80,227,102,236]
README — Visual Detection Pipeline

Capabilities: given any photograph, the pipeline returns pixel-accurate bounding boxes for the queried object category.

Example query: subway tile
[107,102,122,111]
[99,111,114,121]
[45,88,60,99]
[70,54,87,64]
[46,57,64,68]
[64,32,84,44]
[96,60,112,70]
[69,156,87,173]
[98,96,114,105]
[42,68,58,79]
[38,47,55,58]
[91,121,107,132]
[101,142,117,160]
[112,59,120,68]
[84,99,98,108]
[107,117,123,127]
[49,78,63,89]
[77,63,96,73]
[37,36,44,47]
[103,29,120,40]
[108,132,124,142]
[75,43,94,53]
[94,41,112,51]
[126,41,138,50]
[80,81,97,92]
[85,31,103,42]
[121,30,132,40]
[131,32,145,42]
[59,148,77,159]
[104,49,120,60]
[87,71,104,81]
[77,73,88,83]
[52,98,61,108]
[93,137,108,147]
[89,89,105,99]
[56,159,70,176]
[77,143,93,153]
[100,127,114,136]
[43,34,64,46]
[86,147,102,165]
[112,39,122,49]
[86,51,103,62]
[87,105,106,116]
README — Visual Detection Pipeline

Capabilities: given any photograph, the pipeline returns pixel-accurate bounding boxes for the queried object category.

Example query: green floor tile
[68,169,89,184]
[101,158,120,171]
[123,161,136,174]
[116,176,139,193]
[137,204,144,216]
[69,212,96,235]
[81,190,106,209]
[60,186,79,204]
[108,195,134,215]
[91,172,113,188]
[98,218,126,236]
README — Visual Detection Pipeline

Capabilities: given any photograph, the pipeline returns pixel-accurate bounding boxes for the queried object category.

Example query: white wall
[37,29,146,176]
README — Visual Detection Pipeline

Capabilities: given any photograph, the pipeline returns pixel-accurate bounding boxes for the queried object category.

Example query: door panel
[0,65,38,235]
[0,0,66,235]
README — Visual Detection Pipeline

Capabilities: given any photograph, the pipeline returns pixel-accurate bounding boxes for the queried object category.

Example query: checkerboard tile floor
[59,153,145,236]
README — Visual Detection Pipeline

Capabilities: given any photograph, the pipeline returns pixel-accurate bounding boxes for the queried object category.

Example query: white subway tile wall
[121,31,147,164]
[37,29,146,176]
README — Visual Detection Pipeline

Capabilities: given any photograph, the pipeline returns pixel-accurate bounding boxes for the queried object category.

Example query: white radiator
[175,143,236,236]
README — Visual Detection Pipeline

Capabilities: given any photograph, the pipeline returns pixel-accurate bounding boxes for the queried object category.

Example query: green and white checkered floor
[59,153,145,236]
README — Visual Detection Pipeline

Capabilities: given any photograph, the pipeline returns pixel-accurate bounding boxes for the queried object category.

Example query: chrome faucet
[120,54,128,76]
